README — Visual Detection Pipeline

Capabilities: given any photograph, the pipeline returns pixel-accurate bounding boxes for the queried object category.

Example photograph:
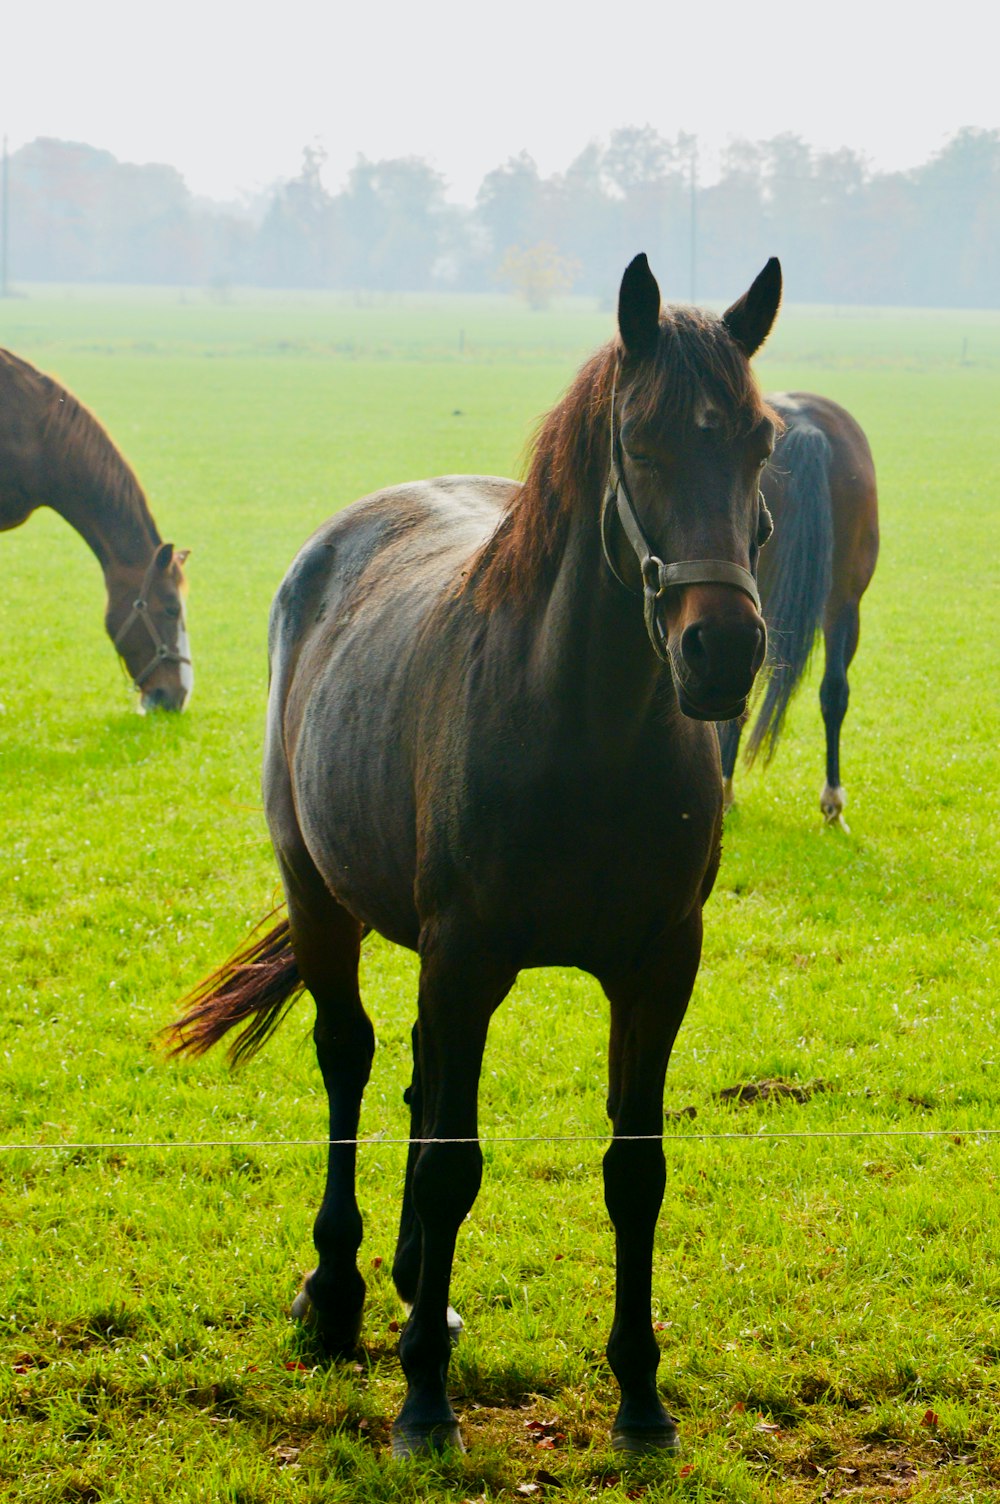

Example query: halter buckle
[641,556,666,600]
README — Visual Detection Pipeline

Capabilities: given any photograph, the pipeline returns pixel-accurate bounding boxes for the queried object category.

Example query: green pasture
[0,286,998,1502]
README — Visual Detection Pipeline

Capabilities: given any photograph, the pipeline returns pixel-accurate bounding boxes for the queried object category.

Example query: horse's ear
[722,258,782,357]
[175,548,191,567]
[154,542,175,571]
[618,253,661,359]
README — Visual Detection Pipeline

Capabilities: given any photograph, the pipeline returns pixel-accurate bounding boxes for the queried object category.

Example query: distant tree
[498,242,579,309]
[476,153,548,264]
[256,145,335,286]
[336,156,448,290]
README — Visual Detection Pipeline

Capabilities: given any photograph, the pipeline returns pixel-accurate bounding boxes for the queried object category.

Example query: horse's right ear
[618,254,661,359]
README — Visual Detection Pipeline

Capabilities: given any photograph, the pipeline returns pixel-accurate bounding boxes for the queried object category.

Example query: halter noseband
[600,369,762,663]
[113,549,191,691]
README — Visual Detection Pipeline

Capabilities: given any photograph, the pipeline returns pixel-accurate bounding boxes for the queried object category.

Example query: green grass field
[1,285,998,1503]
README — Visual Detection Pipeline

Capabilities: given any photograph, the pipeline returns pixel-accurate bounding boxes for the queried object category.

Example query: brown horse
[169,254,782,1455]
[0,347,193,710]
[718,392,879,827]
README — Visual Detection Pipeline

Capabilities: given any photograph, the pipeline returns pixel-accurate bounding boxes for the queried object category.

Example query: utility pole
[1,135,9,298]
[689,136,697,304]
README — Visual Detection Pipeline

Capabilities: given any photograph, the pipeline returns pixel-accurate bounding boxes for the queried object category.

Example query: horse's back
[767,392,878,603]
[270,476,512,660]
[265,475,516,944]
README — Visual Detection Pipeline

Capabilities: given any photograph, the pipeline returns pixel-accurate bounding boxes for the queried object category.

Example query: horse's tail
[746,421,834,766]
[163,910,303,1066]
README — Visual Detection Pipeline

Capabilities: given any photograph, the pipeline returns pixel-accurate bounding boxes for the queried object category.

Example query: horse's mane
[16,352,161,554]
[472,306,769,610]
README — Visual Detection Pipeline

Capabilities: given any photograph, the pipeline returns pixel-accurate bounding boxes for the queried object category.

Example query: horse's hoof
[820,784,849,830]
[611,1419,680,1454]
[391,1420,465,1458]
[290,1283,313,1322]
[291,1272,364,1356]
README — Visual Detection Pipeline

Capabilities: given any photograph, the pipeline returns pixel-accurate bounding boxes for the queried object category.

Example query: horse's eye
[164,602,182,619]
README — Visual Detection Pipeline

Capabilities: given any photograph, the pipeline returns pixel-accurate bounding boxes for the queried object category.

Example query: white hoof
[290,1274,314,1322]
[820,783,849,831]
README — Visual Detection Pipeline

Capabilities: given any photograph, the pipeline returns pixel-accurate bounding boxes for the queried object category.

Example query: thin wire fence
[1,1125,997,1154]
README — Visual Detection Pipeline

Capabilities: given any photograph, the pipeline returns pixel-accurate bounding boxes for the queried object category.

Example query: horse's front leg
[716,718,744,812]
[392,921,514,1457]
[600,911,702,1453]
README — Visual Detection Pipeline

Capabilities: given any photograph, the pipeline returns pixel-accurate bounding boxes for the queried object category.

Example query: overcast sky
[2,0,995,201]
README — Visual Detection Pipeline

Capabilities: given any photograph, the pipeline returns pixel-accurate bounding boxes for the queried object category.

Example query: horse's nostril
[680,623,707,672]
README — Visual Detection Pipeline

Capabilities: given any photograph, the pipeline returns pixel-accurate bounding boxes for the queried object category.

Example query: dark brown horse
[169,255,782,1455]
[718,392,879,828]
[0,347,193,710]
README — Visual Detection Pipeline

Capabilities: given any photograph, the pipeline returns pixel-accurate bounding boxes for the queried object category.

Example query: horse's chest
[455,750,720,961]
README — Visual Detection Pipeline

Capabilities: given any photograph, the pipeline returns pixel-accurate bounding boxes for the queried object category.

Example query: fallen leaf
[371,1255,383,1269]
[516,1486,539,1497]
[284,1361,308,1372]
[679,1464,694,1477]
[535,1468,562,1488]
[730,1401,746,1414]
[388,1319,400,1333]
[921,1408,939,1427]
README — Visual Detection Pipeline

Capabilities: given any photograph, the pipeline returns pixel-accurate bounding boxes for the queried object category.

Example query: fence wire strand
[1,1126,997,1155]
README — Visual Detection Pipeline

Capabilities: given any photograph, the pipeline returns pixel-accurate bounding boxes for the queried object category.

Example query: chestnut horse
[0,347,193,710]
[718,393,879,827]
[169,255,782,1455]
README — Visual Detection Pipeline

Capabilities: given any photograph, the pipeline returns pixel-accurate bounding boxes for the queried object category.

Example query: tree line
[5,127,999,307]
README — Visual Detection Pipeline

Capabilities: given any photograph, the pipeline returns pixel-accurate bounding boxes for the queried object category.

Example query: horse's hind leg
[392,919,514,1456]
[600,912,702,1453]
[819,600,861,829]
[279,859,372,1355]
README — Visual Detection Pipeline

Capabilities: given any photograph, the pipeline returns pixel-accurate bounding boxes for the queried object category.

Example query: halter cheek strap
[599,370,761,662]
[113,550,192,690]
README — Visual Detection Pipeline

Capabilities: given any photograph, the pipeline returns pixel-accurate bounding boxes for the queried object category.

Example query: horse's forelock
[629,306,769,437]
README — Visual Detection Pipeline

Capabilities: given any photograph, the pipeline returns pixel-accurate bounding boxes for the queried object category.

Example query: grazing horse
[0,347,193,710]
[169,254,782,1455]
[718,392,879,827]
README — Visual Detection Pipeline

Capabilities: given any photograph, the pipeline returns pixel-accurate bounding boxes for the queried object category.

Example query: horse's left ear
[722,258,782,357]
[618,253,661,359]
[175,548,191,567]
[155,542,175,571]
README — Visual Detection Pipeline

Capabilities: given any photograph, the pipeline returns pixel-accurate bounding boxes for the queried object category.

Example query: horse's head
[106,542,194,712]
[608,254,781,720]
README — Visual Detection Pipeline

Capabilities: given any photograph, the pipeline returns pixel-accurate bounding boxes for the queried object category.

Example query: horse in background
[0,348,193,711]
[718,392,879,828]
[168,254,782,1456]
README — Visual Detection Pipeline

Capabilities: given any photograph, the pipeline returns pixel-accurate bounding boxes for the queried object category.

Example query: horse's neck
[531,484,670,739]
[42,440,159,576]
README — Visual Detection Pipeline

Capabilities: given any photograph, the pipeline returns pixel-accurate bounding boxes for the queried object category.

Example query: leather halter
[600,370,762,663]
[113,549,191,690]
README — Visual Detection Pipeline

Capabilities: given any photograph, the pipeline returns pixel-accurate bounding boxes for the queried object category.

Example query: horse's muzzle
[141,684,190,713]
[673,612,766,721]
